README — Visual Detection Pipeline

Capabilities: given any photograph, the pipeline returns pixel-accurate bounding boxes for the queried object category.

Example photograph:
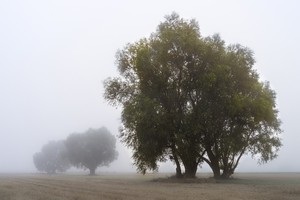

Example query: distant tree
[104,13,282,179]
[33,140,70,174]
[65,127,118,175]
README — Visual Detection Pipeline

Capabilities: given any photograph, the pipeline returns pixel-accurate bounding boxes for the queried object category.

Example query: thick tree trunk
[211,165,221,179]
[89,168,96,176]
[183,162,198,178]
[184,167,197,178]
[171,144,183,178]
[221,168,234,179]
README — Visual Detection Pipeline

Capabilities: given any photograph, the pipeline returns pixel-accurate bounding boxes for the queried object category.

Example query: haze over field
[1,0,299,173]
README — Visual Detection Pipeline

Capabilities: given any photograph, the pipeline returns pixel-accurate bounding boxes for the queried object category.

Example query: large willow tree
[104,13,282,178]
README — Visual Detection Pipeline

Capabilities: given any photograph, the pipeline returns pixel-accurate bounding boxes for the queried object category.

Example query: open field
[0,173,300,200]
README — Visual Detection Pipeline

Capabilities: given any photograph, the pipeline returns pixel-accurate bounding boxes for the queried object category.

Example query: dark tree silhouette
[104,13,282,179]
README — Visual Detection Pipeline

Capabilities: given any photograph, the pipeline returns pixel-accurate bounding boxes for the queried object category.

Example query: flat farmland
[0,173,300,200]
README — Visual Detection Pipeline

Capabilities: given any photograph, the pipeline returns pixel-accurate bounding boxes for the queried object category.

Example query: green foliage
[104,13,282,178]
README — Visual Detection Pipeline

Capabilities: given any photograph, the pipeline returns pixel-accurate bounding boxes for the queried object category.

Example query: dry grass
[0,173,300,200]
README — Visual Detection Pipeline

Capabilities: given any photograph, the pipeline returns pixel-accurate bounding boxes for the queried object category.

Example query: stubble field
[0,173,300,200]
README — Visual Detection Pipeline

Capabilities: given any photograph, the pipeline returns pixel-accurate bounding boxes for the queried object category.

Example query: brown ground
[0,173,300,200]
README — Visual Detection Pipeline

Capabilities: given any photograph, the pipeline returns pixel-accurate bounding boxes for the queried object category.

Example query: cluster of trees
[104,13,282,179]
[33,127,118,175]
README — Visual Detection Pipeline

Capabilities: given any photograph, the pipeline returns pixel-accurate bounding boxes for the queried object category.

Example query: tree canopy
[104,13,282,178]
[33,140,70,174]
[65,127,118,175]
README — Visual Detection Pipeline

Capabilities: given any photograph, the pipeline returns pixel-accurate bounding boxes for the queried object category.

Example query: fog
[0,0,299,173]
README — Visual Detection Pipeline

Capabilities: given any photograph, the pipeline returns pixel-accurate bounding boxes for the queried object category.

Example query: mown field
[0,173,300,200]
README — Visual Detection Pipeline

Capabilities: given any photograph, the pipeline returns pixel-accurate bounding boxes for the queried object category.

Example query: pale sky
[0,0,299,173]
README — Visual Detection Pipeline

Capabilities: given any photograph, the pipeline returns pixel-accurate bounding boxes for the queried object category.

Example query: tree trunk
[173,153,183,178]
[206,148,221,179]
[211,164,221,179]
[89,168,96,176]
[176,165,182,178]
[171,143,183,178]
[221,168,234,179]
[183,162,198,178]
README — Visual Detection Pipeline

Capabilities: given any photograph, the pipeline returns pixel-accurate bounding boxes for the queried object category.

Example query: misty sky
[1,0,299,173]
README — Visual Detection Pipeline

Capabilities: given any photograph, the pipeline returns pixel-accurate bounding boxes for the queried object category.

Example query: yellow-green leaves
[104,13,282,178]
